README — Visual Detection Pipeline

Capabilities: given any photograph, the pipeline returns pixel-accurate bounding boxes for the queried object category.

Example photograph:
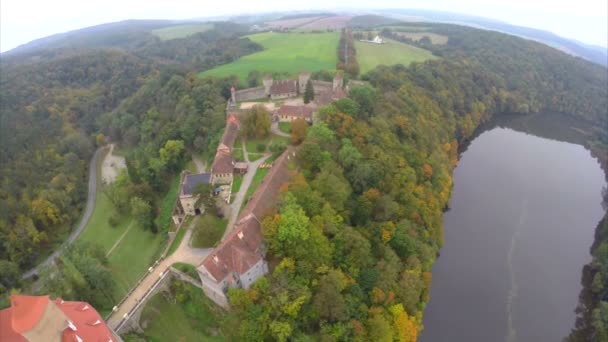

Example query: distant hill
[374,9,607,67]
[2,20,188,58]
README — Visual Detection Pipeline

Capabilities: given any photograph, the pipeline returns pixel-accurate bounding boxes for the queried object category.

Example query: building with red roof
[197,147,294,308]
[276,105,314,123]
[0,295,120,342]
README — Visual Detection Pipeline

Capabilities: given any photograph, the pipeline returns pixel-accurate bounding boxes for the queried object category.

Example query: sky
[1,0,607,52]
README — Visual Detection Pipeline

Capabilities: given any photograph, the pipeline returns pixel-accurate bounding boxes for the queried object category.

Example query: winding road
[22,147,104,279]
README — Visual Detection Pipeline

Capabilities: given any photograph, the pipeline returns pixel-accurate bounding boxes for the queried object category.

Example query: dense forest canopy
[1,17,607,339]
[0,23,260,277]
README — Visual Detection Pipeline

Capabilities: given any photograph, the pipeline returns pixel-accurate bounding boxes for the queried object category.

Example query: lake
[420,114,607,342]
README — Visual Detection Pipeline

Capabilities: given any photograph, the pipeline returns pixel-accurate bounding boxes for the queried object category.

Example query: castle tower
[298,71,310,94]
[333,73,343,91]
[230,86,236,103]
[263,74,273,96]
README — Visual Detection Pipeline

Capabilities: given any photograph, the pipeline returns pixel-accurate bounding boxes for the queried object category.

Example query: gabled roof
[270,80,297,95]
[220,117,240,151]
[200,214,263,281]
[199,147,294,282]
[278,105,314,119]
[0,295,115,342]
[182,173,211,196]
[211,150,234,175]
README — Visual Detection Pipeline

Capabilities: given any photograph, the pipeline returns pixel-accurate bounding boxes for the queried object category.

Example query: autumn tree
[290,118,308,145]
[242,105,271,139]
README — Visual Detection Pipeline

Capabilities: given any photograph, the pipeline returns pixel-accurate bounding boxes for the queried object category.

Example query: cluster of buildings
[173,114,245,220]
[229,71,348,124]
[0,295,120,342]
[197,148,294,307]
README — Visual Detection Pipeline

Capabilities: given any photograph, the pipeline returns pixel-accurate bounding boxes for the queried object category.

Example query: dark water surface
[421,116,606,342]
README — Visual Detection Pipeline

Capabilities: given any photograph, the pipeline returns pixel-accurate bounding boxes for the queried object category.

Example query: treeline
[222,23,608,340]
[0,24,260,284]
[379,24,607,133]
[337,28,359,78]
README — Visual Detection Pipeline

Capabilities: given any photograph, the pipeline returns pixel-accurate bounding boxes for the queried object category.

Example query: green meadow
[355,38,437,74]
[200,32,339,81]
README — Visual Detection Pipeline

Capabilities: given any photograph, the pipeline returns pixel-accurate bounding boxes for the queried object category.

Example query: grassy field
[200,32,339,81]
[137,280,224,341]
[192,214,227,248]
[152,23,214,40]
[279,122,292,133]
[395,32,448,44]
[246,136,272,153]
[355,38,437,74]
[78,155,174,298]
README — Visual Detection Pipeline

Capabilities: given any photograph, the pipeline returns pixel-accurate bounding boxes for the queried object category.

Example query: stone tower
[298,71,310,94]
[263,74,273,96]
[230,86,236,103]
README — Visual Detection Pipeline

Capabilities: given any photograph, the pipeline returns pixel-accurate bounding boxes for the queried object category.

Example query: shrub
[108,215,119,227]
[256,143,266,152]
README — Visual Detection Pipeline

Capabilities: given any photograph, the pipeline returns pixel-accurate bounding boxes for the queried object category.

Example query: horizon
[1,1,606,53]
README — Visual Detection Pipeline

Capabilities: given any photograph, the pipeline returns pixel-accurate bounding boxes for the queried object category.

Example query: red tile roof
[200,147,294,281]
[54,298,115,342]
[211,150,234,175]
[201,214,264,281]
[270,80,297,95]
[278,105,314,119]
[219,117,240,151]
[8,295,48,334]
[0,295,115,342]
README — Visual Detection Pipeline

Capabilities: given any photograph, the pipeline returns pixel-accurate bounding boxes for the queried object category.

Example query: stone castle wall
[235,87,266,102]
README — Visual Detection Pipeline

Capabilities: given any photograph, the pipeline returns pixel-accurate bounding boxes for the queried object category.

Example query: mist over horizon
[1,1,606,53]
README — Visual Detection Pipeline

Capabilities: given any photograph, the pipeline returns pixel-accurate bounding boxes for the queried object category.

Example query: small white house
[360,35,384,44]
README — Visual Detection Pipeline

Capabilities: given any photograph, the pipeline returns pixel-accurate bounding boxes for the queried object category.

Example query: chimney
[238,231,244,239]
[213,255,219,264]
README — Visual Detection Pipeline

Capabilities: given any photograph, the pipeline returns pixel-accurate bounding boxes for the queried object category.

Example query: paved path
[271,122,290,138]
[192,155,206,173]
[107,217,212,329]
[223,153,270,240]
[22,147,105,279]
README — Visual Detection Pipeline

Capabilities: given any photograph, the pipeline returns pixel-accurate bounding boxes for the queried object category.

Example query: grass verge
[278,122,292,133]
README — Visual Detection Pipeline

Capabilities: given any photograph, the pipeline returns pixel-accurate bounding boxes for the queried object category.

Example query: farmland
[200,32,339,81]
[355,38,437,74]
[152,23,214,40]
[266,16,324,29]
[298,16,353,30]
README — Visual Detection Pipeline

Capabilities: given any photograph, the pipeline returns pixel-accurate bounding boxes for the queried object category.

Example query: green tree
[159,139,185,172]
[313,270,348,322]
[304,79,314,104]
[130,197,156,232]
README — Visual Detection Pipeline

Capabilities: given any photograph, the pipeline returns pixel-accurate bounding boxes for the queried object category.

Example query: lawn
[200,32,340,81]
[355,38,437,74]
[185,160,198,173]
[232,147,245,162]
[156,175,181,233]
[152,23,214,40]
[167,225,187,256]
[245,168,270,200]
[192,214,227,248]
[232,175,244,195]
[137,280,225,341]
[278,122,292,133]
[245,136,272,154]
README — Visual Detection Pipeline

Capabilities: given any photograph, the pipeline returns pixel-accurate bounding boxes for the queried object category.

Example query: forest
[219,25,607,341]
[0,24,259,307]
[1,18,607,340]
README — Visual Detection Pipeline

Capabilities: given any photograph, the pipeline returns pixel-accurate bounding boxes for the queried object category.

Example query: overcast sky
[1,0,606,52]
